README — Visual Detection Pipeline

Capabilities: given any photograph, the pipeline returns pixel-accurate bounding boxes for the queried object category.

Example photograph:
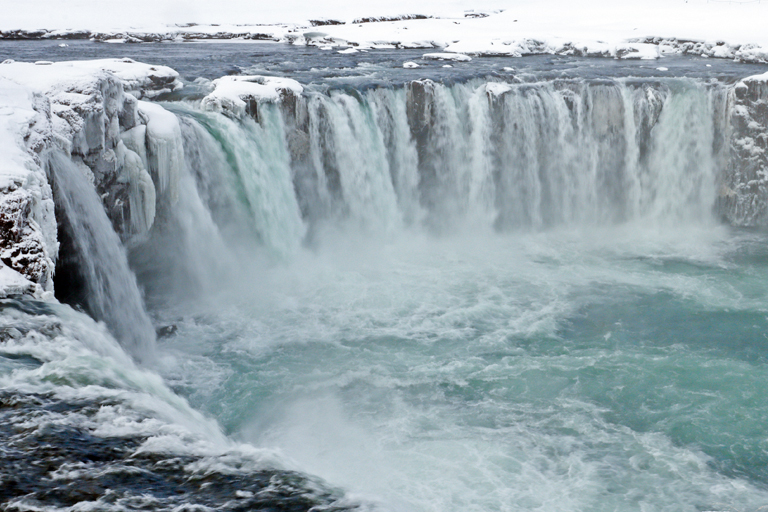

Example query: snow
[0,262,36,298]
[0,59,181,100]
[422,53,472,62]
[485,82,513,97]
[745,71,768,83]
[3,0,768,63]
[202,76,303,118]
[613,43,660,60]
[0,59,184,298]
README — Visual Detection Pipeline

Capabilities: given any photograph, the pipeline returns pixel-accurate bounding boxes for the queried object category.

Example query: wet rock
[719,73,768,225]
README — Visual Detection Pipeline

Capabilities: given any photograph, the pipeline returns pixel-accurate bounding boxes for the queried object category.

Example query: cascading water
[191,77,727,241]
[48,151,156,359]
[6,49,768,512]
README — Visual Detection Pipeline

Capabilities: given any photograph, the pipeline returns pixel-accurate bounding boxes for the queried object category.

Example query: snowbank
[0,59,181,100]
[4,0,768,63]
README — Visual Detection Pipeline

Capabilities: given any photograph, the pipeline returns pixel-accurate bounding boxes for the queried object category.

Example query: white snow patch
[745,71,768,83]
[422,52,472,62]
[485,82,513,97]
[0,262,36,298]
[201,75,303,118]
[614,43,659,60]
[0,59,181,100]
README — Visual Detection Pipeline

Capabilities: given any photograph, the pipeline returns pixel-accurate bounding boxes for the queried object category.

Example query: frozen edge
[1,26,768,64]
[0,59,182,300]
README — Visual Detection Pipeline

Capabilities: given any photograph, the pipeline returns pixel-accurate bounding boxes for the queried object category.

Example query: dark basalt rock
[0,390,358,511]
[352,14,430,23]
[309,19,345,27]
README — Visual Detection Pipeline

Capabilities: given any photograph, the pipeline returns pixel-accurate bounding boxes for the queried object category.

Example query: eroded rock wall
[719,73,768,226]
[0,59,182,298]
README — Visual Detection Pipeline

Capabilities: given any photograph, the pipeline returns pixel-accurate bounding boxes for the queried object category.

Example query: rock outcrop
[719,72,768,225]
[0,59,182,298]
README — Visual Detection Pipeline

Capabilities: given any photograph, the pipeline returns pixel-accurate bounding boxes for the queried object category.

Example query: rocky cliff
[0,59,181,298]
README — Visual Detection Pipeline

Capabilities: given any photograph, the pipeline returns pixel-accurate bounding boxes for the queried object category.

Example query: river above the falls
[3,39,768,86]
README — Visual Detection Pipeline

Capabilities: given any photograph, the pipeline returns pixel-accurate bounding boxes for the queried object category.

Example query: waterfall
[177,104,306,257]
[48,151,156,360]
[274,78,730,235]
[44,77,733,348]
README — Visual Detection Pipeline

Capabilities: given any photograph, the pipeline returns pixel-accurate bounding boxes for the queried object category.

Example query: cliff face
[2,58,768,299]
[0,59,181,298]
[720,72,768,226]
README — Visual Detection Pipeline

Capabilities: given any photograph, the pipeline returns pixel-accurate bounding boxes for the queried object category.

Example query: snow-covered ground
[3,0,768,62]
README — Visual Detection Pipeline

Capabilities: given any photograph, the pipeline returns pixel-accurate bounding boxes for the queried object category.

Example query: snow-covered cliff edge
[0,59,181,299]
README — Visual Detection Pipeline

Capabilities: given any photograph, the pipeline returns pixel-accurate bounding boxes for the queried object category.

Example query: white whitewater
[48,151,156,359]
[283,79,727,237]
[24,75,763,512]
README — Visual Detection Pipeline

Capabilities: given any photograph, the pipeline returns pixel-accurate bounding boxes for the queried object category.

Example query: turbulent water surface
[2,42,768,512]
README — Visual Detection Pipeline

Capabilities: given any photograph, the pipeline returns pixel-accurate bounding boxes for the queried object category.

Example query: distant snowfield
[3,0,768,62]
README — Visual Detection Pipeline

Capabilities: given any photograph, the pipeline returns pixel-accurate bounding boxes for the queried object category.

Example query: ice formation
[0,59,181,298]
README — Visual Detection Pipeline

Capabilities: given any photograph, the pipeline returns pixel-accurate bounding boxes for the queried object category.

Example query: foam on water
[147,222,768,512]
[6,64,768,510]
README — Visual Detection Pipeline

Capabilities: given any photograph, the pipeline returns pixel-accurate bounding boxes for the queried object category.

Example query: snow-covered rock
[422,52,471,62]
[719,72,768,226]
[201,75,303,119]
[0,59,183,298]
[613,43,659,60]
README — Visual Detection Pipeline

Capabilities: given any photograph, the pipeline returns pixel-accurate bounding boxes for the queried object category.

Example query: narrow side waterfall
[48,151,155,359]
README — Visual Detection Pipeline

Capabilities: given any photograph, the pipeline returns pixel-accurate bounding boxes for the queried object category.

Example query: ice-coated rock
[0,79,57,296]
[201,75,303,120]
[719,72,768,225]
[0,59,183,298]
[138,101,183,204]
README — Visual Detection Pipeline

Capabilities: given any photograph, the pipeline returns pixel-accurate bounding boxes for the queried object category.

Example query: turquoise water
[148,224,768,512]
[3,46,768,509]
